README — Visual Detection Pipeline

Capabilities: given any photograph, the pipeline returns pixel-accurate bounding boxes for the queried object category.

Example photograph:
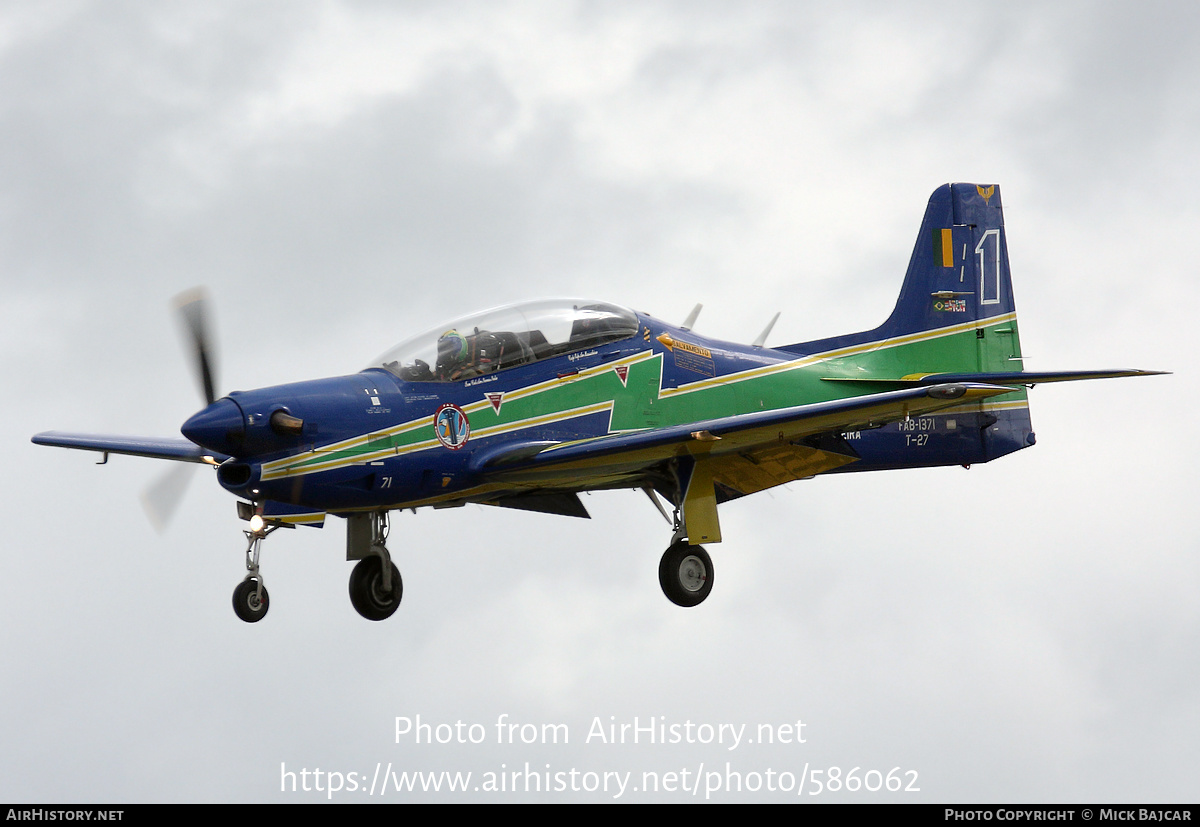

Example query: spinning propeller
[174,287,219,407]
[140,288,221,532]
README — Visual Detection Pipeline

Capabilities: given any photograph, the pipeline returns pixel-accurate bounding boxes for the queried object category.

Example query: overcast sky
[2,0,1194,803]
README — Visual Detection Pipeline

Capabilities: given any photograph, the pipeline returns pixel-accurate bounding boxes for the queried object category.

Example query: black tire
[658,541,713,607]
[349,556,403,621]
[232,579,269,623]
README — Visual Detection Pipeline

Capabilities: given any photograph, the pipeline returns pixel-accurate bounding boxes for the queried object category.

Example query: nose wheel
[232,578,269,622]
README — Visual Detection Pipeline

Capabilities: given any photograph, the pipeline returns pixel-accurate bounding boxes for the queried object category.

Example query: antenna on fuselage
[751,312,781,348]
[680,303,702,331]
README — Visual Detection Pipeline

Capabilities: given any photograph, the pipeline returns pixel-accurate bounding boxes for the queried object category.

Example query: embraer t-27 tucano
[34,184,1162,623]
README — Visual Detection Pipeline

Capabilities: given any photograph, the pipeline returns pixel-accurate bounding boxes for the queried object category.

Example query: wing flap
[485,492,591,519]
[708,442,859,497]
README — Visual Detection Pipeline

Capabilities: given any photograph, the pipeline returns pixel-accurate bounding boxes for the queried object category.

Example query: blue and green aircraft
[33,183,1162,623]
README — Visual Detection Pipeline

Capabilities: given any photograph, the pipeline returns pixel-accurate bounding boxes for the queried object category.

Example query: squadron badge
[434,404,470,449]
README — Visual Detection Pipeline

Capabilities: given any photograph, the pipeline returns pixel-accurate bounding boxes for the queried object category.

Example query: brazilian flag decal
[933,227,954,268]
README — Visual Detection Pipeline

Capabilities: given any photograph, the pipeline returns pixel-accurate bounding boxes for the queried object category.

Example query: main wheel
[232,579,269,623]
[659,541,713,607]
[349,556,403,621]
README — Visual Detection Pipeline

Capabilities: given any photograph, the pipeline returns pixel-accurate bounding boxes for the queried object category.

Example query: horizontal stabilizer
[916,369,1168,385]
[822,369,1167,385]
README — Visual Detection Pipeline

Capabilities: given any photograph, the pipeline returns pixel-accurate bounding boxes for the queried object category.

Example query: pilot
[436,329,471,380]
[437,328,503,380]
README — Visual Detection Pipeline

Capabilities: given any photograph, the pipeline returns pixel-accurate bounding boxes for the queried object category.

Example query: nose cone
[182,398,245,456]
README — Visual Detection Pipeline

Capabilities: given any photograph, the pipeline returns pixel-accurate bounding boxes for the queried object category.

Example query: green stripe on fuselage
[643,316,1024,426]
[264,317,1023,479]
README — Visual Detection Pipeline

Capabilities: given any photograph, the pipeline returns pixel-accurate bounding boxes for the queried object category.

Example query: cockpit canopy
[373,299,639,383]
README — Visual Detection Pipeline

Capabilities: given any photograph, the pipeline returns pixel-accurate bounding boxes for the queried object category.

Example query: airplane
[32,183,1163,623]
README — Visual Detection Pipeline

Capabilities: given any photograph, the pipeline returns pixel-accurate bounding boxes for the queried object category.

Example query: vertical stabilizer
[782,183,1031,462]
[782,183,1023,375]
[877,182,1016,344]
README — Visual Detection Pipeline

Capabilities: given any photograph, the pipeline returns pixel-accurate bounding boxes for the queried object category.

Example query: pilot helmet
[437,329,468,364]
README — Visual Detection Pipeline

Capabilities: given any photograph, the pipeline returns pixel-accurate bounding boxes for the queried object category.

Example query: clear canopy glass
[372,299,639,382]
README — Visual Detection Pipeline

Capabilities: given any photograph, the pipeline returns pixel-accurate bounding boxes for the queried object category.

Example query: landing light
[249,515,266,533]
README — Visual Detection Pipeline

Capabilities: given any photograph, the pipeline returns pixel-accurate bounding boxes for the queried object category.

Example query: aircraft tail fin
[775,184,1163,461]
[780,183,1030,462]
[781,182,1021,375]
[881,182,1016,350]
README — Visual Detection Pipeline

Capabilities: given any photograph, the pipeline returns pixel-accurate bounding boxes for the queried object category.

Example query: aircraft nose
[182,398,245,455]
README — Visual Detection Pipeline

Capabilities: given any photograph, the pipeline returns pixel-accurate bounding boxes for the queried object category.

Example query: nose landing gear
[232,512,275,623]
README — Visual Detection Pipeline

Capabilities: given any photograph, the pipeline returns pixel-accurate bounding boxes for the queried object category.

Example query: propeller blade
[140,462,197,533]
[174,287,218,406]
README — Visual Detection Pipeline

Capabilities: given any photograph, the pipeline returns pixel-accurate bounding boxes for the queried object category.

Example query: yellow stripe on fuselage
[658,313,1018,399]
[261,316,1019,480]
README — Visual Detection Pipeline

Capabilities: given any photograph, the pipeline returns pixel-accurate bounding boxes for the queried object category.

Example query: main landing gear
[346,511,403,621]
[655,498,714,608]
[648,458,719,607]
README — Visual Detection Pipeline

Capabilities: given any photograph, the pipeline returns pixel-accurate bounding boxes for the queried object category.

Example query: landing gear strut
[232,515,275,623]
[346,511,403,621]
[655,493,714,608]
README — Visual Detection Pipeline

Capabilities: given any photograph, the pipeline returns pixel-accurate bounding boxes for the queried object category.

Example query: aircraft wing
[31,431,226,464]
[477,382,1017,493]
